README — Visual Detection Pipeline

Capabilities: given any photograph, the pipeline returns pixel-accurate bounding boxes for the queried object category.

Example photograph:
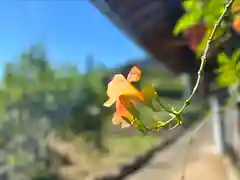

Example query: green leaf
[141,85,157,98]
[232,48,240,63]
[216,71,237,87]
[204,0,225,24]
[184,0,195,9]
[174,10,202,35]
[236,62,240,79]
[218,53,230,65]
[140,85,158,110]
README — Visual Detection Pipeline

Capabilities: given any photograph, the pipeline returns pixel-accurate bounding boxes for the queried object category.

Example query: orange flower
[233,16,240,33]
[103,66,146,128]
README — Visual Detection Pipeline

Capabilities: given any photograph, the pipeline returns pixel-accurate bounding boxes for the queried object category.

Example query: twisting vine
[144,0,236,133]
[180,2,235,179]
[179,0,235,114]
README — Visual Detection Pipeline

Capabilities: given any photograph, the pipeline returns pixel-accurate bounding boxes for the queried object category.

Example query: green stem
[156,98,178,115]
[177,0,235,115]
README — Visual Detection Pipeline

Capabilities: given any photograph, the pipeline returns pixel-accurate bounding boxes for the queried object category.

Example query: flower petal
[120,85,144,101]
[127,66,141,82]
[106,74,130,98]
[118,95,135,109]
[116,99,133,125]
[121,120,131,128]
[103,97,116,107]
[112,109,131,128]
[112,113,121,125]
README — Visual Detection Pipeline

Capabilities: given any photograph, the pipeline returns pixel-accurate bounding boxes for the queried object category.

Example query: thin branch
[178,0,235,115]
[179,1,235,179]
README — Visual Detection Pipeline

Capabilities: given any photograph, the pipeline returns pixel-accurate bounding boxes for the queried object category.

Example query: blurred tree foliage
[0,44,109,179]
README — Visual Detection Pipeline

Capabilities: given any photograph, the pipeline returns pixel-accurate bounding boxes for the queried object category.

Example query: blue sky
[0,0,146,72]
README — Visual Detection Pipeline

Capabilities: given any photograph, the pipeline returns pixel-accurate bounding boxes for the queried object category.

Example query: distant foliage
[0,44,109,179]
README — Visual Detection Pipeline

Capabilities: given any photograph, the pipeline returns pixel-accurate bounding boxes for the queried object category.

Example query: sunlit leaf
[204,0,225,24]
[174,11,202,35]
[235,62,240,79]
[218,52,230,65]
[232,48,240,63]
[140,85,158,110]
